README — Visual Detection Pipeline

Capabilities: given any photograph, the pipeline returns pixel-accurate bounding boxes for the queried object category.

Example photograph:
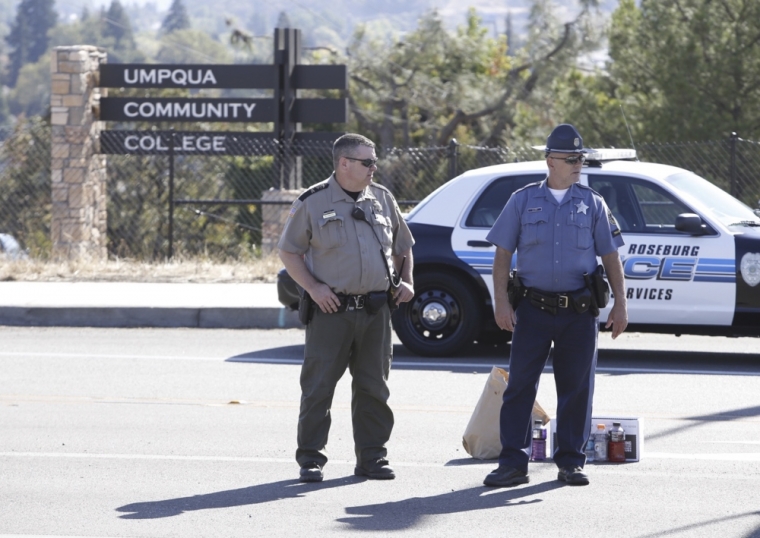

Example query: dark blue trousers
[498,300,598,472]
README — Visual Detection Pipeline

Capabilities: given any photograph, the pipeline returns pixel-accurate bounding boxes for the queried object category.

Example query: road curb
[0,306,302,329]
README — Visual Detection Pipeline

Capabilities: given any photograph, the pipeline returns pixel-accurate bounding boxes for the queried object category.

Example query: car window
[589,179,639,232]
[664,172,760,227]
[590,175,705,235]
[465,174,545,227]
[631,183,690,229]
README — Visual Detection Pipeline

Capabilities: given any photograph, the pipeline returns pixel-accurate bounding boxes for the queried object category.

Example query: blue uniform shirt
[486,179,624,292]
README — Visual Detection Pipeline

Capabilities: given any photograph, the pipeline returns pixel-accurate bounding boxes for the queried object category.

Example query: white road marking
[3,451,760,464]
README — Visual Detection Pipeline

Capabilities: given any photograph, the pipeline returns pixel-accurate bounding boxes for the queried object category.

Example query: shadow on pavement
[225,343,760,374]
[225,343,508,371]
[444,457,496,467]
[631,510,760,538]
[646,404,760,443]
[337,481,565,531]
[116,477,361,519]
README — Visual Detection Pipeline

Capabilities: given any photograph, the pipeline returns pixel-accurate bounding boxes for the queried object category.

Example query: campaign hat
[540,124,589,155]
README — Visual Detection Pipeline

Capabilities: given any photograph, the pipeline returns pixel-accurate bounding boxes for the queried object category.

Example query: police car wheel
[392,272,482,357]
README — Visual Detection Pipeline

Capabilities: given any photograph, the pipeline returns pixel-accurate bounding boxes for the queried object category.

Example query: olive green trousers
[296,304,393,467]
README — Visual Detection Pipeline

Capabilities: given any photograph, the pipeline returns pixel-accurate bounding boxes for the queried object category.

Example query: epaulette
[298,182,329,202]
[369,182,392,195]
[513,180,544,195]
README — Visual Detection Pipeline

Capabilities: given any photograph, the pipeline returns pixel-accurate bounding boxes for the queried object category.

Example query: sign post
[97,28,348,257]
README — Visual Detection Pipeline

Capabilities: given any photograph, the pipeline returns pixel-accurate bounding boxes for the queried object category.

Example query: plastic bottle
[608,422,626,463]
[593,423,608,461]
[530,420,547,461]
[584,431,595,463]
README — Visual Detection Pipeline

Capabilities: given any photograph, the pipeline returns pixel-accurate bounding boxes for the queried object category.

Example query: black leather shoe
[354,458,395,479]
[299,462,323,483]
[557,466,589,485]
[483,465,529,487]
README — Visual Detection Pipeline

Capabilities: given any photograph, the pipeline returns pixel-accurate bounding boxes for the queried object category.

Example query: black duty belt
[334,291,388,313]
[528,289,571,309]
[336,293,369,311]
[527,288,591,315]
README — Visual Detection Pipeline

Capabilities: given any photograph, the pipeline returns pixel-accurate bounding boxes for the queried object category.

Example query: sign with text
[99,97,347,123]
[100,131,343,155]
[99,98,275,122]
[99,64,347,90]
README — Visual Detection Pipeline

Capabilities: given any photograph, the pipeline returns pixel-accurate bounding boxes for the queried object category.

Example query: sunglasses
[344,156,379,168]
[548,155,586,165]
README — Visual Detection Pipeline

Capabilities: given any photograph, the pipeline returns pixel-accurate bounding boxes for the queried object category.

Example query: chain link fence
[2,117,760,261]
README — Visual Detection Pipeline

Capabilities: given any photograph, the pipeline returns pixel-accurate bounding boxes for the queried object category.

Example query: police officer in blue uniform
[483,124,628,487]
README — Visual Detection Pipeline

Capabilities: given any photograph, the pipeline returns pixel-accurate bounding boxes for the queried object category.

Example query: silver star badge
[575,201,589,214]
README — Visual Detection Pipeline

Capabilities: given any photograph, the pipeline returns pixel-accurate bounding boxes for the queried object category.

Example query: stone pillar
[261,188,301,254]
[50,46,108,260]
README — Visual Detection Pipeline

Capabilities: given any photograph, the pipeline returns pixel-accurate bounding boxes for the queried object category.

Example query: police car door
[587,174,735,327]
[451,173,546,301]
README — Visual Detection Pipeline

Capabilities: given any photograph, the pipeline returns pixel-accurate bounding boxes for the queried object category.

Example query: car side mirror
[675,213,709,236]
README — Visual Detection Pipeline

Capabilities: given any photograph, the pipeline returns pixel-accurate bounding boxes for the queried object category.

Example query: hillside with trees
[0,0,758,146]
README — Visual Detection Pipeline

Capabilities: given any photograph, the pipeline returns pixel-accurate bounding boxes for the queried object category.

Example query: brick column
[261,188,301,254]
[50,46,107,259]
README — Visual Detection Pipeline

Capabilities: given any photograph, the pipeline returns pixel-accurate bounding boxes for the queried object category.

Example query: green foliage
[49,4,146,64]
[0,116,51,256]
[347,5,604,150]
[161,0,191,35]
[4,0,57,86]
[598,0,760,142]
[156,29,232,63]
[102,0,136,52]
[7,52,51,118]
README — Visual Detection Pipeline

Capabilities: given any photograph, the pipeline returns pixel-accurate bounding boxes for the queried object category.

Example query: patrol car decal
[454,250,494,275]
[621,256,735,283]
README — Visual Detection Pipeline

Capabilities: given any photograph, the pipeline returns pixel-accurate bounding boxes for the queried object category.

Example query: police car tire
[392,271,482,357]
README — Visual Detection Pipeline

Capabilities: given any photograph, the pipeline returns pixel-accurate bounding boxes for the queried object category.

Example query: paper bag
[462,366,551,459]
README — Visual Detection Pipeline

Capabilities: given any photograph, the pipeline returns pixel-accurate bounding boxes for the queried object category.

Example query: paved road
[1,327,759,538]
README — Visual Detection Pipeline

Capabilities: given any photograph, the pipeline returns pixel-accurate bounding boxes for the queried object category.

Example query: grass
[0,253,284,283]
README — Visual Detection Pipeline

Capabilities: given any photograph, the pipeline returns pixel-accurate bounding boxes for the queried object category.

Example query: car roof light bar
[584,148,637,161]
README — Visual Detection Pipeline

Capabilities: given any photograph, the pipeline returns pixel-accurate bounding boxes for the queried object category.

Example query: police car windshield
[664,172,760,227]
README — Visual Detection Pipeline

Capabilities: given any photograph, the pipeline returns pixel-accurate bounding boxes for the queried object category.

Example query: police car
[392,149,760,356]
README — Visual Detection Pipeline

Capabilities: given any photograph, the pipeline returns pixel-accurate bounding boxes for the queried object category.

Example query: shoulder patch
[298,182,329,202]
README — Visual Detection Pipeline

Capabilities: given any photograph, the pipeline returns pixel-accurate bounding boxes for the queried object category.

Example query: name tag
[527,207,542,213]
[322,210,336,219]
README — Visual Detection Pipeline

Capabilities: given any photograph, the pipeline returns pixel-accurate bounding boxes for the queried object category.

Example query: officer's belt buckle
[558,295,569,309]
[353,295,365,310]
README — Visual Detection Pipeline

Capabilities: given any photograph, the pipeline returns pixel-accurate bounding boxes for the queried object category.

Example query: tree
[49,7,145,64]
[5,0,57,87]
[161,0,191,35]
[346,3,603,150]
[102,0,135,52]
[156,29,232,63]
[563,0,760,145]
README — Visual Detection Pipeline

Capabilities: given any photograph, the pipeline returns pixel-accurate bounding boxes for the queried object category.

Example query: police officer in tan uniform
[278,133,415,483]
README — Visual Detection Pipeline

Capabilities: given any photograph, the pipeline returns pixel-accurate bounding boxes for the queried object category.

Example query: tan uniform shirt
[278,174,415,295]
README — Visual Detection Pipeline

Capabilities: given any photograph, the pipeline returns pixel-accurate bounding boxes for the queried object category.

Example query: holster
[507,271,527,309]
[298,290,314,325]
[583,265,610,318]
[366,291,389,315]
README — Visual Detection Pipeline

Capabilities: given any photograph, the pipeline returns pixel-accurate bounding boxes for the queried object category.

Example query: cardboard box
[549,416,643,462]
